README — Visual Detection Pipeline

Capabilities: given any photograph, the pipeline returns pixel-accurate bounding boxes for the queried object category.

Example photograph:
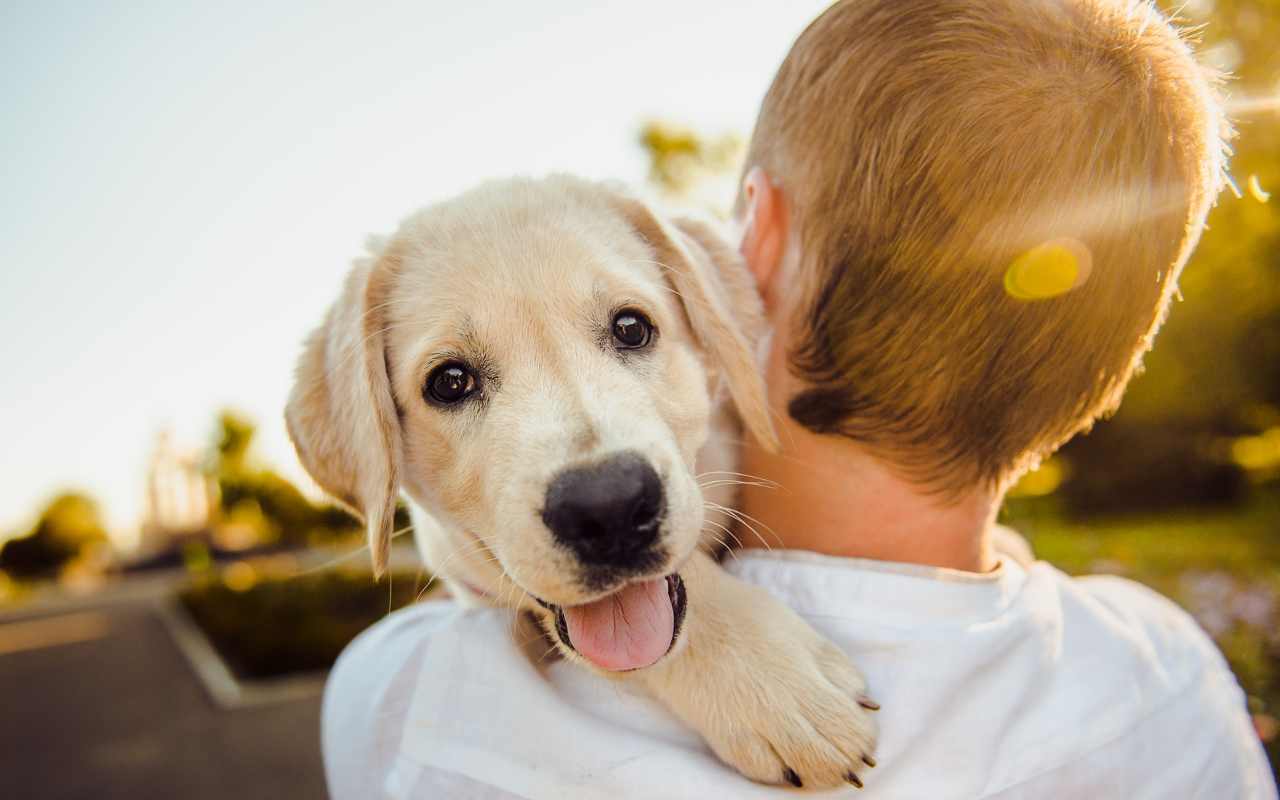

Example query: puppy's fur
[288,176,876,788]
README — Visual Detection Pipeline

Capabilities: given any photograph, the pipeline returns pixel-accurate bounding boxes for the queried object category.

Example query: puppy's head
[287,176,774,669]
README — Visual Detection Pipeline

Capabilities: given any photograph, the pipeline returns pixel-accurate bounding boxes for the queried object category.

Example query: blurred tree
[215,409,256,476]
[209,411,360,549]
[1055,0,1280,512]
[1118,0,1280,428]
[0,493,109,579]
[640,121,744,215]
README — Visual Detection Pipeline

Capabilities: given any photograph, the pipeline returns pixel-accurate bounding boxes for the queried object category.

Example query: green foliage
[214,409,256,475]
[179,567,425,679]
[1061,0,1280,511]
[639,120,743,204]
[209,410,361,548]
[1112,1,1280,424]
[0,492,108,579]
[1057,422,1248,515]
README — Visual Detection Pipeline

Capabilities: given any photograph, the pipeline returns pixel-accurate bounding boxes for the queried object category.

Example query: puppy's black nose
[542,452,665,567]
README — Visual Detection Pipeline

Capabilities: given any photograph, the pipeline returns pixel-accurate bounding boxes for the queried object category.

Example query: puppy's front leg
[634,551,878,790]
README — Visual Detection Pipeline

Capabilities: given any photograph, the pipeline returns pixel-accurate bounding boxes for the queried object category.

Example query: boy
[323,0,1277,795]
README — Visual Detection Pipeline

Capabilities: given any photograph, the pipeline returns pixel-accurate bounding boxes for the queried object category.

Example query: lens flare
[1226,93,1280,117]
[222,560,259,592]
[1248,175,1271,204]
[1004,238,1092,301]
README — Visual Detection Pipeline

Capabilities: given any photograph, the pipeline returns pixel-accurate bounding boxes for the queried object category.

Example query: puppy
[287,175,878,789]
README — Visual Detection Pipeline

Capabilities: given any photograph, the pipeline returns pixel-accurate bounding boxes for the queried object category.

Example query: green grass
[1007,496,1280,579]
[1004,494,1280,777]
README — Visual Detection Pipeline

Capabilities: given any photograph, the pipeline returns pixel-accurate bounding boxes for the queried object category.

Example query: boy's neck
[733,341,1001,573]
[736,429,1000,573]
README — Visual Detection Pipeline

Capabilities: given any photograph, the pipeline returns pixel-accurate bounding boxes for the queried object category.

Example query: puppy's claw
[845,771,864,788]
[638,561,878,790]
[862,755,877,768]
[857,696,880,711]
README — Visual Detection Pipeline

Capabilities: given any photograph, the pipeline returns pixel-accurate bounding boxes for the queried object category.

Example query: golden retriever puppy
[287,175,877,789]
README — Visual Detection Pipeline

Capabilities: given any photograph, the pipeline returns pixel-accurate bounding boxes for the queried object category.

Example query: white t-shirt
[322,550,1277,799]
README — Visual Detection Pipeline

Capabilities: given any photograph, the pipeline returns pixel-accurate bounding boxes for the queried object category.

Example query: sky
[0,0,831,546]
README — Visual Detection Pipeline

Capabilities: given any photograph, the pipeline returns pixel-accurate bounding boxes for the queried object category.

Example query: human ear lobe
[738,167,788,309]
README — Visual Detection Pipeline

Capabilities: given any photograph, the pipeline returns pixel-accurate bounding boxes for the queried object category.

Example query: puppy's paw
[697,638,878,790]
[637,555,879,790]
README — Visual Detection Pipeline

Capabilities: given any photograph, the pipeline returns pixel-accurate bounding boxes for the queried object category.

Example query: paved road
[1,604,328,800]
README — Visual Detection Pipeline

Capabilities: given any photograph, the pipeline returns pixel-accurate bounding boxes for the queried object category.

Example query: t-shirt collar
[722,547,1030,626]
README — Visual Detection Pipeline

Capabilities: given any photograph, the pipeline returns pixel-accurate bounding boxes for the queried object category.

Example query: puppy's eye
[612,310,654,350]
[424,362,478,405]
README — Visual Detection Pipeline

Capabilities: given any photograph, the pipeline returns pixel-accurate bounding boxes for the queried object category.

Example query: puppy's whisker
[696,470,782,487]
[322,303,455,378]
[282,523,417,580]
[631,259,734,322]
[354,295,430,326]
[414,536,498,600]
[536,631,565,666]
[702,515,745,551]
[699,475,777,485]
[716,505,780,549]
[702,521,741,561]
[321,320,436,382]
[707,501,782,550]
[501,571,521,611]
[411,564,428,598]
[699,479,779,491]
[645,276,724,320]
[508,588,533,639]
[716,435,854,485]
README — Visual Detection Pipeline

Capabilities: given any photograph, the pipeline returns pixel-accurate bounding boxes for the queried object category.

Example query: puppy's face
[385,186,713,605]
[287,176,774,670]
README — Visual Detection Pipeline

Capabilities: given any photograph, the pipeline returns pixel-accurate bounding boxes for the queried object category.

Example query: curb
[155,599,327,709]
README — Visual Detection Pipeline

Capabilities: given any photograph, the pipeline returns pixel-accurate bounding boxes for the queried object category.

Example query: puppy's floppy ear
[612,195,780,451]
[286,247,403,576]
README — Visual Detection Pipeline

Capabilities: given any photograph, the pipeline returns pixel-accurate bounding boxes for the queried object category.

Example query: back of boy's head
[742,0,1229,492]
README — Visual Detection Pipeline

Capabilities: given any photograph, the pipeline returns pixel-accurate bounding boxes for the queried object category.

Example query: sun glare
[1004,238,1092,301]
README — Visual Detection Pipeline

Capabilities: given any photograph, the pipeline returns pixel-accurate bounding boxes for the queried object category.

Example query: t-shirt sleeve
[322,601,461,800]
[1066,575,1278,799]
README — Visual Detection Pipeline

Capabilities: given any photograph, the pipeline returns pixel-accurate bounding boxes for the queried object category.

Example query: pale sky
[1,0,830,545]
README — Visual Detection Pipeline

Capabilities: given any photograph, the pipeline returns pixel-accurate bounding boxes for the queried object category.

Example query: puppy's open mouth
[537,573,686,672]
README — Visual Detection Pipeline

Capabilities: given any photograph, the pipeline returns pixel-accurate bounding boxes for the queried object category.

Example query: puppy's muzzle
[541,451,665,570]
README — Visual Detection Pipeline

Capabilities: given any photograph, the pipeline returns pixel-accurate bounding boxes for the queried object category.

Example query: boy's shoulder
[1052,566,1232,677]
[322,562,1276,799]
[986,562,1276,797]
[1010,560,1240,719]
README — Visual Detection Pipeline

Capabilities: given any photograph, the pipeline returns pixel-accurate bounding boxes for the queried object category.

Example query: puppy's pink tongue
[561,578,674,671]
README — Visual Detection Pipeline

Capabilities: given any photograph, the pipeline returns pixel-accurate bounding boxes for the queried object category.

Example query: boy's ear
[738,167,789,306]
[611,193,780,452]
[285,248,403,576]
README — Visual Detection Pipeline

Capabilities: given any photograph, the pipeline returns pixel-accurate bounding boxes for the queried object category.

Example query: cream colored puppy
[287,175,877,789]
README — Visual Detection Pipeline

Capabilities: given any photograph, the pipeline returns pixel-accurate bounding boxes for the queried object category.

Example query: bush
[0,493,109,579]
[179,567,427,680]
[1057,423,1247,516]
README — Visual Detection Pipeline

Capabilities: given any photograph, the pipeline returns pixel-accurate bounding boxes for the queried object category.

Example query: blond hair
[743,0,1228,491]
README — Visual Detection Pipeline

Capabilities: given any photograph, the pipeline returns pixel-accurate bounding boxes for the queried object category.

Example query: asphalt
[1,604,328,800]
